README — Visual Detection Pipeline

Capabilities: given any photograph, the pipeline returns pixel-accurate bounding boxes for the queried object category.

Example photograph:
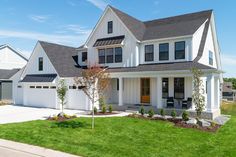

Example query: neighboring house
[222,82,236,101]
[0,44,28,101]
[13,6,222,119]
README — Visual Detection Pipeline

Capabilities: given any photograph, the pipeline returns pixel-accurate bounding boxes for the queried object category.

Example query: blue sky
[0,0,235,77]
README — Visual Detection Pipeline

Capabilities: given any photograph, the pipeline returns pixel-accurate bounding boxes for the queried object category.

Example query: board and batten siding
[86,8,139,68]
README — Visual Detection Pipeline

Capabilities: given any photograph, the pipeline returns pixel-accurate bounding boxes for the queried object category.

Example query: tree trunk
[92,90,95,129]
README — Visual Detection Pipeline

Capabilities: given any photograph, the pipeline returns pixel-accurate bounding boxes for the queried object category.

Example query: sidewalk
[0,139,80,157]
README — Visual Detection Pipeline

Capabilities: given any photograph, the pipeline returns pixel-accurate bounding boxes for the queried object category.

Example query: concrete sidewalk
[0,139,80,157]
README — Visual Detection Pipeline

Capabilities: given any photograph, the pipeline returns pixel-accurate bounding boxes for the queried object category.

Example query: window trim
[108,21,113,34]
[175,41,185,60]
[38,57,43,71]
[174,78,185,99]
[159,43,169,61]
[145,44,154,62]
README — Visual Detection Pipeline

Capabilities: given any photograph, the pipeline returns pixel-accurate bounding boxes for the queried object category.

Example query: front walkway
[0,139,80,157]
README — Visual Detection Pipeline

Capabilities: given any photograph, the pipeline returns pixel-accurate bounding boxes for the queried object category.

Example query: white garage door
[66,89,88,110]
[24,85,57,108]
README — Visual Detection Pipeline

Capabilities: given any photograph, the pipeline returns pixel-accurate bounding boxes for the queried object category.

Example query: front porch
[105,71,221,119]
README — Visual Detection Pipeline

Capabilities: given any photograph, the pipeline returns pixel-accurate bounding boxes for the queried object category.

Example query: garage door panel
[67,90,87,110]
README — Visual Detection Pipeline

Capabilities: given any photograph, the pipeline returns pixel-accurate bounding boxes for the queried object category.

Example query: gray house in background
[0,44,28,101]
[222,82,236,101]
[0,69,20,100]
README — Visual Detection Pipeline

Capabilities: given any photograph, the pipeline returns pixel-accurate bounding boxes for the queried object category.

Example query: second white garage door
[24,85,57,109]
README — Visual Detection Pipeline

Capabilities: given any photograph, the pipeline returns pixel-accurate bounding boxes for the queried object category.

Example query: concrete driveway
[0,105,84,124]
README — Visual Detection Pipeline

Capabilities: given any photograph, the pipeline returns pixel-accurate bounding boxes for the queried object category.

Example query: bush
[171,110,176,118]
[148,109,155,118]
[102,105,106,114]
[140,106,145,116]
[160,109,165,116]
[182,110,189,121]
[94,107,98,114]
[108,105,113,113]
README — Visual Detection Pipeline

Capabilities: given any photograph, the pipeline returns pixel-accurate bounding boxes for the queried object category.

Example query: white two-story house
[13,6,222,119]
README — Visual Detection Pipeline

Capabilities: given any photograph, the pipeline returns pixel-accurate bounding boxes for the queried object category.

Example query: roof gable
[0,44,28,61]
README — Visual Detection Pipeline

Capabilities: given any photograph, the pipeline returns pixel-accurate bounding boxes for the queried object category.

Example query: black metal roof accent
[93,35,125,47]
[21,74,57,82]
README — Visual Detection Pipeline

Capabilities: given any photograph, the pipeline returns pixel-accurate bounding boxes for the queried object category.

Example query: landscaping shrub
[140,106,145,116]
[182,110,189,121]
[102,105,106,114]
[171,110,176,118]
[108,105,113,113]
[94,107,98,114]
[160,109,165,116]
[148,109,155,118]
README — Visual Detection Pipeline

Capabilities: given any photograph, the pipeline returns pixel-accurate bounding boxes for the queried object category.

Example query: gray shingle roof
[21,74,57,82]
[0,69,20,79]
[110,6,212,41]
[39,41,82,77]
[108,62,215,73]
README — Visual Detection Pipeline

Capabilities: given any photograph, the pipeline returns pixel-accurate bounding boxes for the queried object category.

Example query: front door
[141,78,150,103]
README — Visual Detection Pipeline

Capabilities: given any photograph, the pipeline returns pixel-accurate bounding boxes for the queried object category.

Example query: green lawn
[0,105,236,157]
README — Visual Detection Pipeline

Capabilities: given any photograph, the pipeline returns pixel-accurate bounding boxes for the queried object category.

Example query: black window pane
[175,41,185,60]
[38,57,43,71]
[82,52,87,62]
[145,45,154,61]
[209,51,213,65]
[108,21,113,34]
[115,47,122,63]
[159,43,169,61]
[98,49,105,64]
[174,78,184,99]
[106,48,114,63]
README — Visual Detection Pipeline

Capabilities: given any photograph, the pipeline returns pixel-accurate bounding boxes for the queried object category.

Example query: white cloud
[62,24,92,34]
[0,29,89,46]
[221,54,236,66]
[67,0,76,6]
[86,0,108,10]
[29,15,50,23]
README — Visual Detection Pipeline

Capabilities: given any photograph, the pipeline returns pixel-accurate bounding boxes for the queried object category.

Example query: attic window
[209,51,213,65]
[38,57,43,71]
[108,21,113,34]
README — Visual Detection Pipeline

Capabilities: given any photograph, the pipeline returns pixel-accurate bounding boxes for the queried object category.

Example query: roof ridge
[39,40,77,49]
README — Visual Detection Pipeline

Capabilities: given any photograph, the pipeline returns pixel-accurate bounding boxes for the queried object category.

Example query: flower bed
[47,113,77,122]
[127,114,221,133]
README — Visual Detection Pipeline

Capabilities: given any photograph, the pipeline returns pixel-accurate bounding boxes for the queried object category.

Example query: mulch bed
[47,115,77,122]
[127,114,221,133]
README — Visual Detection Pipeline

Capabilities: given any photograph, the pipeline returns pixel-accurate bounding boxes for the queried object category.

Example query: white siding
[139,37,192,64]
[21,43,57,77]
[0,46,27,69]
[198,24,217,68]
[123,78,140,104]
[86,8,139,68]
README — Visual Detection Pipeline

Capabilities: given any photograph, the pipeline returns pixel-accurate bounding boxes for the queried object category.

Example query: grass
[0,103,235,157]
[221,101,236,116]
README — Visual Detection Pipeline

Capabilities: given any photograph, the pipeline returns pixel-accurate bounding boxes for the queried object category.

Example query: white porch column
[207,74,215,111]
[215,76,220,109]
[157,77,162,108]
[118,77,123,106]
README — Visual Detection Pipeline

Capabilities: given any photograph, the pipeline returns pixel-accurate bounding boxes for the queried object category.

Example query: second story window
[159,43,169,61]
[115,47,122,63]
[82,52,87,62]
[209,51,213,65]
[98,49,105,64]
[175,41,185,60]
[38,57,43,71]
[145,44,154,62]
[106,48,114,63]
[108,21,113,34]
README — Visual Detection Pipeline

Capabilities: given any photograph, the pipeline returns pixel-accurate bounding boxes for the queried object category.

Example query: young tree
[57,79,68,114]
[191,68,205,119]
[74,64,110,129]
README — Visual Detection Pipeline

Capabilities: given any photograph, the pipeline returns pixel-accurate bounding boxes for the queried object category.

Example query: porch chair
[166,97,174,108]
[182,97,192,109]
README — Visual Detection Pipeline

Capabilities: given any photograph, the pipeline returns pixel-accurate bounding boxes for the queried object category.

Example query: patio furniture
[182,98,192,109]
[167,97,174,108]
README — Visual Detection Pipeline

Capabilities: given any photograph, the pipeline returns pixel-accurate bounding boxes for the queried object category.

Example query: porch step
[125,110,139,114]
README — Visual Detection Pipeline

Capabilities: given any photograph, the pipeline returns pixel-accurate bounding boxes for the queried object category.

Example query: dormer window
[38,57,43,71]
[108,21,113,34]
[209,51,213,65]
[82,52,87,62]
